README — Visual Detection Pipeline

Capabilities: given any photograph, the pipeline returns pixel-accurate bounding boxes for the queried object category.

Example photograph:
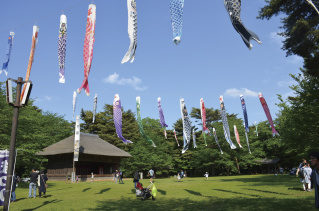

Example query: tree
[258,0,319,77]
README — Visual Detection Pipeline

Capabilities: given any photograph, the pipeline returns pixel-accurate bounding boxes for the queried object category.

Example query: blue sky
[0,0,303,130]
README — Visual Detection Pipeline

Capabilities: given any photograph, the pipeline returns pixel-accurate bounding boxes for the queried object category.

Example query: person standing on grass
[91,172,95,182]
[29,168,38,198]
[296,159,307,176]
[305,163,313,191]
[76,175,79,184]
[38,170,48,198]
[133,170,139,189]
[11,171,20,202]
[119,170,124,184]
[177,173,181,182]
[148,168,155,183]
[204,172,209,180]
[309,152,319,209]
[115,170,119,184]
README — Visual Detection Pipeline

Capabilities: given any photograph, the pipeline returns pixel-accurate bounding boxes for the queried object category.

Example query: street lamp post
[3,77,32,211]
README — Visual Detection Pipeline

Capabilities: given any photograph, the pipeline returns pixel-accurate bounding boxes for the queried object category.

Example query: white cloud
[269,31,285,47]
[103,73,147,91]
[277,80,296,87]
[224,88,258,97]
[35,96,54,102]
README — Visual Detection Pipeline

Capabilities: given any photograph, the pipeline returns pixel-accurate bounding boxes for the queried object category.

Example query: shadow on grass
[243,188,291,195]
[82,188,91,192]
[131,189,136,194]
[47,187,72,192]
[157,189,166,195]
[88,197,315,211]
[13,197,27,202]
[96,188,111,194]
[213,189,261,198]
[184,189,212,198]
[21,199,62,211]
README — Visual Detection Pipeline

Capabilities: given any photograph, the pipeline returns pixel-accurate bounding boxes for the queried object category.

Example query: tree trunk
[235,158,241,174]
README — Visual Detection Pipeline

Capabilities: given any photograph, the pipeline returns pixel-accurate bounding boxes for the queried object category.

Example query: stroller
[136,182,156,201]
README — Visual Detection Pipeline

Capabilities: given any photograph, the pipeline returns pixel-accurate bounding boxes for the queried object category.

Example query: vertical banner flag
[234,125,243,148]
[0,150,9,206]
[77,4,96,96]
[72,91,77,118]
[192,129,197,148]
[21,25,39,101]
[213,128,223,154]
[122,0,137,64]
[220,95,236,149]
[180,98,192,153]
[136,96,156,147]
[170,0,184,45]
[174,129,180,147]
[158,97,168,139]
[58,14,67,83]
[1,32,15,76]
[255,121,258,136]
[258,93,279,136]
[74,115,80,161]
[113,94,133,144]
[200,98,209,146]
[240,95,251,153]
[92,94,97,123]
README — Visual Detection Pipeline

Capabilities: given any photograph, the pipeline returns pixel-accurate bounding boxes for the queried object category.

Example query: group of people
[28,168,48,199]
[112,169,124,184]
[177,170,186,182]
[133,168,155,188]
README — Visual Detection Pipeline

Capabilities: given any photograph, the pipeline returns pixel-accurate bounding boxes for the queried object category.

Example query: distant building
[37,133,131,181]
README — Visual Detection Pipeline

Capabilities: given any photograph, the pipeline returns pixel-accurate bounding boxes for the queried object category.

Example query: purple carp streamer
[180,98,192,153]
[306,0,319,15]
[77,4,96,96]
[234,125,243,148]
[58,14,67,83]
[213,128,223,154]
[240,95,251,153]
[122,0,137,64]
[174,129,180,147]
[220,95,236,149]
[92,94,97,123]
[136,96,156,147]
[170,0,184,45]
[192,129,197,148]
[1,32,14,76]
[113,94,133,144]
[258,93,279,137]
[158,97,168,138]
[223,0,261,49]
[72,91,77,118]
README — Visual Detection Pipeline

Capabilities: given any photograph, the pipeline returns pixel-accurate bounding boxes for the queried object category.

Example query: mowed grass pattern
[4,175,317,211]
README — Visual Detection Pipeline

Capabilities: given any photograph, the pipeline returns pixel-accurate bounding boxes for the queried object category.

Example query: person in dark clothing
[38,170,48,198]
[309,152,319,209]
[133,170,139,189]
[11,171,20,202]
[29,168,38,198]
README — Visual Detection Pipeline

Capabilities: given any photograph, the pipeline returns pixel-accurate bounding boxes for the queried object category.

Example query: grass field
[2,174,317,211]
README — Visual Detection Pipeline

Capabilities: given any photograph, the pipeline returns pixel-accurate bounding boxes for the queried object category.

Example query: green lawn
[3,174,317,211]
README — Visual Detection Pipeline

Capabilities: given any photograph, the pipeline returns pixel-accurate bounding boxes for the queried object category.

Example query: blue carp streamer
[170,0,184,45]
[1,32,14,76]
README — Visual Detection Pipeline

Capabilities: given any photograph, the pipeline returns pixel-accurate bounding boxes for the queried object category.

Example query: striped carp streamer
[122,0,137,64]
[1,32,15,76]
[200,98,209,146]
[213,128,223,154]
[77,4,96,96]
[158,97,168,139]
[258,93,279,137]
[170,0,184,45]
[306,0,319,15]
[113,94,133,144]
[92,94,97,123]
[223,125,236,149]
[58,14,67,83]
[220,95,236,149]
[223,0,261,49]
[234,125,243,148]
[136,96,156,147]
[192,129,197,148]
[174,129,180,147]
[240,95,251,153]
[180,98,192,153]
[72,91,77,118]
[21,25,39,102]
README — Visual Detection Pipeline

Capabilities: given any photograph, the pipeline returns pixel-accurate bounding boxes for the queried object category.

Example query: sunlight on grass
[3,175,316,211]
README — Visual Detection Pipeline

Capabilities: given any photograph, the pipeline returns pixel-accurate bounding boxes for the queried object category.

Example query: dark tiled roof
[37,133,131,157]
